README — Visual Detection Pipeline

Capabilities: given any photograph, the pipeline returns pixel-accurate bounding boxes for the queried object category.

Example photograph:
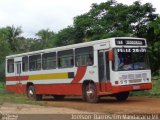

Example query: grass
[0,82,48,105]
[0,91,44,105]
[130,78,160,96]
[0,82,5,91]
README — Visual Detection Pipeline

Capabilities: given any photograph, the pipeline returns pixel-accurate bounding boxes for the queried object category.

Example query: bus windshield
[113,48,150,71]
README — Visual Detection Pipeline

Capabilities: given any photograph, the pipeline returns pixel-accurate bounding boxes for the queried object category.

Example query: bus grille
[119,73,147,84]
[128,74,134,80]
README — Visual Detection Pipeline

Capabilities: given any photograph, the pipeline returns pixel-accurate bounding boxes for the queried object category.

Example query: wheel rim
[28,88,35,99]
[29,90,34,95]
[86,85,96,101]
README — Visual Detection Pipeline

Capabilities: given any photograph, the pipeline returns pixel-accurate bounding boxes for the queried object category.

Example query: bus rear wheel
[27,85,42,101]
[115,92,129,102]
[85,83,99,103]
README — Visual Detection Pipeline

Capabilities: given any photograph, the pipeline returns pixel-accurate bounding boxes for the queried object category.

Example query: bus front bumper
[111,83,152,94]
[98,83,152,95]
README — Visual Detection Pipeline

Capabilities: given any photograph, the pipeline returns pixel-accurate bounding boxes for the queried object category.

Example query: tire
[27,85,42,101]
[85,83,99,103]
[54,95,65,100]
[115,92,129,102]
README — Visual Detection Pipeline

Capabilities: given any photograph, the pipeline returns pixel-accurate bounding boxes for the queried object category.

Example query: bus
[5,37,152,103]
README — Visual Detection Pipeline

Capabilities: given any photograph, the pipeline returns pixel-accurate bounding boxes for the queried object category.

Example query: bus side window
[75,46,94,67]
[42,52,56,70]
[58,49,74,68]
[22,56,28,72]
[87,55,93,66]
[7,59,14,73]
[29,54,41,71]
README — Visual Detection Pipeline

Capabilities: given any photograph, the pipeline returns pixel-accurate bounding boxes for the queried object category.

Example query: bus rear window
[7,59,14,73]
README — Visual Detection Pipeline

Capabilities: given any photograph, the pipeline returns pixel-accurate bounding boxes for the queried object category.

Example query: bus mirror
[109,50,113,61]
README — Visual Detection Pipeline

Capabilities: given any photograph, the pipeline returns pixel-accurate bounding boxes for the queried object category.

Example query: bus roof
[6,37,145,59]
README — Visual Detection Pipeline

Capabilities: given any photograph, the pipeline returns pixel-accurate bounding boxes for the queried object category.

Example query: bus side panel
[6,85,26,94]
[34,83,82,95]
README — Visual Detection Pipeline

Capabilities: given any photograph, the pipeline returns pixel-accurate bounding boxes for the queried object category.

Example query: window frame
[75,46,94,67]
[58,49,74,68]
[7,59,14,73]
[42,52,57,70]
[29,54,42,71]
[22,56,29,72]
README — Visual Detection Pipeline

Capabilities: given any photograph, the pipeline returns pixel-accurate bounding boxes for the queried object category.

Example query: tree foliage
[73,1,158,41]
[53,26,75,46]
[36,29,55,49]
[0,25,23,52]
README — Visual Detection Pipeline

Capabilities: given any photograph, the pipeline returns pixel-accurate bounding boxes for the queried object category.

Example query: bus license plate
[133,86,140,90]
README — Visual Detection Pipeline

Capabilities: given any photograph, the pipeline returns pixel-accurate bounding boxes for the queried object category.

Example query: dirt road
[47,96,160,114]
[0,96,160,114]
[1,96,160,120]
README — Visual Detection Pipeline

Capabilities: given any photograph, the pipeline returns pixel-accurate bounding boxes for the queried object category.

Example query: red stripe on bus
[6,83,82,95]
[6,84,26,94]
[35,83,82,95]
[6,83,152,96]
[6,76,29,81]
[71,66,87,83]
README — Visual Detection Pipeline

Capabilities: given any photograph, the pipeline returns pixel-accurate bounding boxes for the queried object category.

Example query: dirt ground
[0,96,160,114]
[1,97,160,120]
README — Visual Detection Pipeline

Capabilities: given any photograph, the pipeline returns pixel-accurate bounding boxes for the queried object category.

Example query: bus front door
[98,50,110,92]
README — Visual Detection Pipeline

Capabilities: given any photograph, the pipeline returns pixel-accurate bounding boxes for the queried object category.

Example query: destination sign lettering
[117,48,146,52]
[115,39,146,46]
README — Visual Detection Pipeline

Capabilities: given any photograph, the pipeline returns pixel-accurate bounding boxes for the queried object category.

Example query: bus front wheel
[27,85,42,101]
[115,92,129,102]
[85,83,99,103]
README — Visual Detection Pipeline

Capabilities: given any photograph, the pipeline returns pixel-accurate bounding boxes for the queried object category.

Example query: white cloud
[0,0,159,38]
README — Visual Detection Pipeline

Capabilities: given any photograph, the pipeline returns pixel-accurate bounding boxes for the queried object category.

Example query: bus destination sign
[115,39,146,46]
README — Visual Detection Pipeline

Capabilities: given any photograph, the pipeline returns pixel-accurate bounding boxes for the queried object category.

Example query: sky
[0,0,159,38]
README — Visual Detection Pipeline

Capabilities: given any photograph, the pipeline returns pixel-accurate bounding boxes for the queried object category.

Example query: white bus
[6,37,152,103]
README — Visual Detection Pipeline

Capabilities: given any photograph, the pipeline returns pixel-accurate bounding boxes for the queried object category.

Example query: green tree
[4,25,22,52]
[73,1,131,41]
[72,1,159,74]
[36,29,55,49]
[148,17,160,75]
[73,1,158,41]
[0,36,11,63]
[0,36,11,81]
[74,13,92,42]
[53,26,76,46]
